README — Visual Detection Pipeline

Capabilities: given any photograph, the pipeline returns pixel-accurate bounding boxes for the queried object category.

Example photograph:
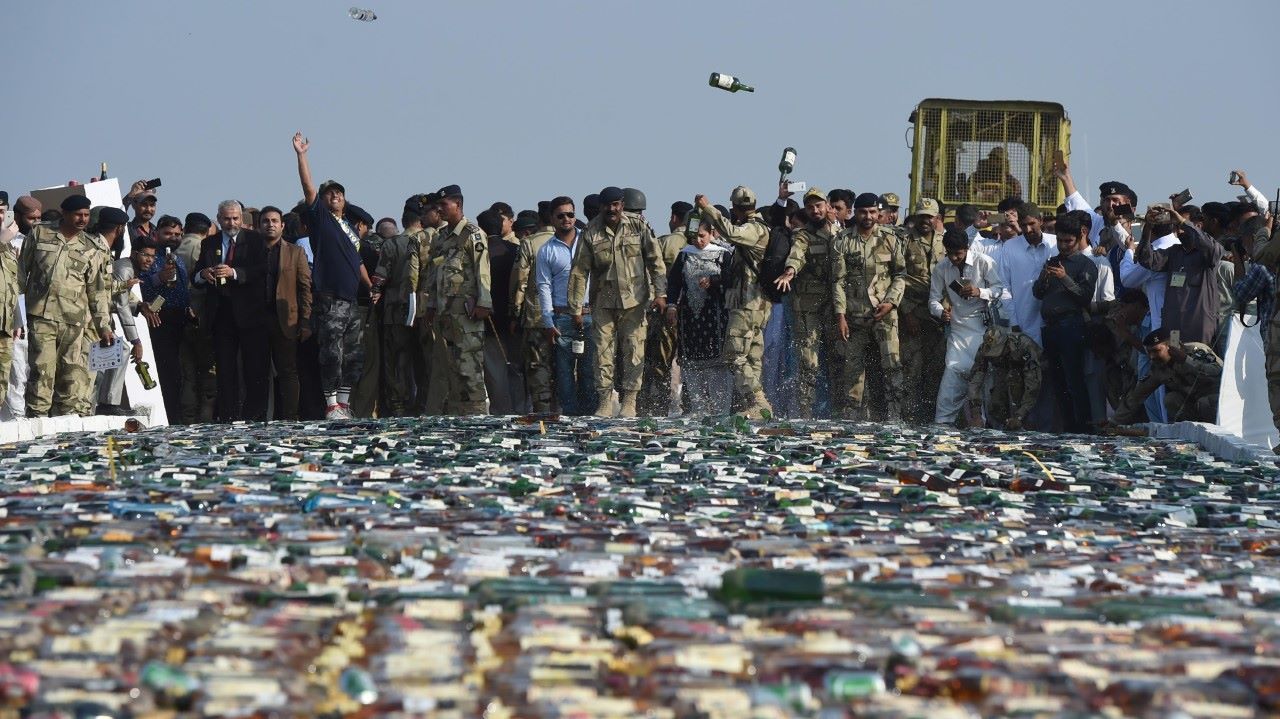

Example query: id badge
[1169,271,1187,288]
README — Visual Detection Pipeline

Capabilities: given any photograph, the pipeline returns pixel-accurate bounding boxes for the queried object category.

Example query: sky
[8,1,1280,227]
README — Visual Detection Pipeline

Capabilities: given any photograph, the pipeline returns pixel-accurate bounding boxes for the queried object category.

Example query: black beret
[98,207,129,226]
[671,201,693,218]
[583,194,601,210]
[1142,327,1172,348]
[345,204,374,227]
[1099,181,1130,199]
[853,192,881,209]
[60,195,92,212]
[437,185,462,200]
[599,186,624,204]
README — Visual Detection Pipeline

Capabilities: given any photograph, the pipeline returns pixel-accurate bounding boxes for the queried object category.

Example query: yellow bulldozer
[907,99,1071,215]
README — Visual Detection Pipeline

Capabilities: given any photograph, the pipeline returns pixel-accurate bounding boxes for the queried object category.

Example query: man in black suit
[193,200,269,421]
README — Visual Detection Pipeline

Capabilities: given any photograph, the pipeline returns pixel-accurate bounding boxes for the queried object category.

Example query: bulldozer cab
[907,99,1070,217]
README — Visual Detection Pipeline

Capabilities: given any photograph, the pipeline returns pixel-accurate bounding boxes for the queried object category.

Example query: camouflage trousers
[721,300,769,411]
[437,308,487,415]
[639,307,677,416]
[592,305,647,394]
[987,363,1032,428]
[791,302,837,418]
[838,311,902,420]
[380,323,418,417]
[900,313,946,423]
[26,317,92,417]
[314,295,364,397]
[522,325,554,413]
[0,333,12,410]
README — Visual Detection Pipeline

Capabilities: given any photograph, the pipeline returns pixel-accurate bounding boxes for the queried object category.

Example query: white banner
[1217,313,1276,449]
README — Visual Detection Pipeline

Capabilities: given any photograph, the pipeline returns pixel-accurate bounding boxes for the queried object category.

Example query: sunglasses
[556,212,575,220]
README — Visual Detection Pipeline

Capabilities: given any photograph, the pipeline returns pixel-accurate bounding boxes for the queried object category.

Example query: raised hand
[292,132,309,155]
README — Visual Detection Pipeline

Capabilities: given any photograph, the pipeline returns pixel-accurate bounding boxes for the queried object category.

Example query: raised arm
[293,132,317,206]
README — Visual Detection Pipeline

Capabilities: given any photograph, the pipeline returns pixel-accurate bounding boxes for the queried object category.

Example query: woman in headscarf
[665,215,732,414]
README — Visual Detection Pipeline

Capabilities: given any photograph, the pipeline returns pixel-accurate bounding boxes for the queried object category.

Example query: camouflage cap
[802,187,827,203]
[730,185,757,207]
[909,197,940,218]
[879,192,901,208]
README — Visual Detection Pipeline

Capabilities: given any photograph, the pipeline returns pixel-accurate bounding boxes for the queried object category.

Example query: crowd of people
[0,136,1276,438]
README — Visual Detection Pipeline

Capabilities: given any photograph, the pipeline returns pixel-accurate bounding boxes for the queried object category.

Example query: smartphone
[1229,171,1241,184]
[1171,188,1191,206]
[785,181,807,193]
[143,178,162,190]
[1113,204,1134,219]
[948,279,965,295]
[1052,149,1065,171]
[148,296,166,312]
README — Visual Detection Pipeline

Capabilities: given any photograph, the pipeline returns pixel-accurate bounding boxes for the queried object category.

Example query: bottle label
[572,340,585,355]
[715,74,734,90]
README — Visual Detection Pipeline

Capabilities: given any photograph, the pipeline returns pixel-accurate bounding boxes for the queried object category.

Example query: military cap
[803,187,828,203]
[514,213,539,232]
[853,192,881,209]
[98,207,129,226]
[318,179,346,196]
[909,197,940,218]
[0,191,8,207]
[1142,327,1173,348]
[437,185,463,201]
[1099,181,1131,200]
[623,188,647,212]
[60,195,92,212]
[583,194,601,214]
[345,204,375,227]
[670,201,693,218]
[730,185,757,207]
[879,192,900,208]
[598,186,624,204]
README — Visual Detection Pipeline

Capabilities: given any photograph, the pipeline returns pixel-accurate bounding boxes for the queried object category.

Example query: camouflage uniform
[783,219,838,418]
[415,224,448,415]
[0,241,20,392]
[372,230,421,416]
[966,327,1042,430]
[429,217,491,415]
[700,204,771,416]
[76,234,117,416]
[1113,341,1222,424]
[1244,219,1280,434]
[511,227,554,412]
[18,224,112,417]
[639,231,688,415]
[830,225,906,420]
[568,212,666,416]
[899,226,947,422]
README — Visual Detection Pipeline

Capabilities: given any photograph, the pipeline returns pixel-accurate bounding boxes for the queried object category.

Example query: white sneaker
[325,404,350,420]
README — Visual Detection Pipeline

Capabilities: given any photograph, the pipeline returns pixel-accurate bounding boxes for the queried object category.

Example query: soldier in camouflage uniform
[898,198,947,423]
[697,187,772,418]
[1113,327,1222,425]
[425,185,490,415]
[511,203,555,413]
[410,194,449,415]
[567,186,667,418]
[0,198,21,392]
[774,188,838,418]
[18,195,116,417]
[370,200,422,417]
[831,193,907,420]
[640,200,692,416]
[966,325,1042,430]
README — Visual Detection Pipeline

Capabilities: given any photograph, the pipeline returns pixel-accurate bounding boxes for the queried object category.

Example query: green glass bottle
[719,568,823,602]
[709,72,755,93]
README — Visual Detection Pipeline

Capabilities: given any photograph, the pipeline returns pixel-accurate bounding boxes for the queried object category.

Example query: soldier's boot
[618,391,639,418]
[594,392,615,418]
[746,391,773,420]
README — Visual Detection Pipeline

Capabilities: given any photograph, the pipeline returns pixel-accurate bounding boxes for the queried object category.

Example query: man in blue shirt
[292,132,371,419]
[536,196,597,415]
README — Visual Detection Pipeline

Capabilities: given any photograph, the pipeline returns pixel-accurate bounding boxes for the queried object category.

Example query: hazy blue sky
[9,1,1280,226]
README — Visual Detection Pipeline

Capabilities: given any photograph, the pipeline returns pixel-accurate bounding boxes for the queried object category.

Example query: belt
[554,306,590,315]
[1042,309,1083,325]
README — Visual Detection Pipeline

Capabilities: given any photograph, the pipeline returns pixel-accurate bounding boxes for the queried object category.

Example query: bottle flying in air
[708,72,754,93]
[349,7,377,21]
[778,147,796,183]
